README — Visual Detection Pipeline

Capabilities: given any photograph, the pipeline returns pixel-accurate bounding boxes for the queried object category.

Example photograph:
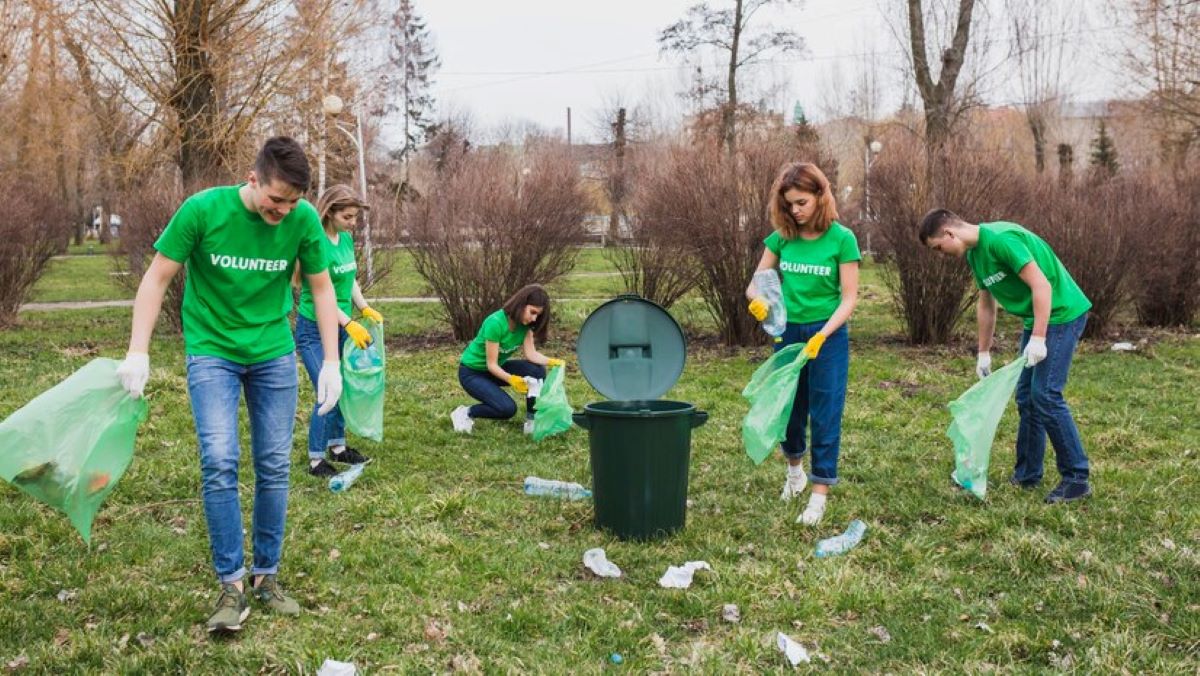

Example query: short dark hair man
[921,209,1093,503]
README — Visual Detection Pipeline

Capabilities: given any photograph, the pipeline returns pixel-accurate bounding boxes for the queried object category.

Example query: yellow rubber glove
[508,375,529,394]
[361,306,383,324]
[803,332,827,359]
[345,320,372,349]
[748,297,769,322]
[546,358,565,368]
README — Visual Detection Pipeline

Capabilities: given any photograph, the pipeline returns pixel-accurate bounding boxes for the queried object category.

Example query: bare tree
[659,0,804,158]
[905,0,980,152]
[1007,0,1081,173]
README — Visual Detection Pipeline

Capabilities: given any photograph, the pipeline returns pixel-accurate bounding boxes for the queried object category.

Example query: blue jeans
[458,360,546,419]
[1014,314,1090,485]
[774,322,850,485]
[186,353,298,584]
[295,315,350,459]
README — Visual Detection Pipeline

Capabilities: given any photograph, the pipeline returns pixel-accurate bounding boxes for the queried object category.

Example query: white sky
[408,0,1123,144]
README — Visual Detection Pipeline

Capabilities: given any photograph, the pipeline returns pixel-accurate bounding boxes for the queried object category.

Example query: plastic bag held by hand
[751,269,787,337]
[948,356,1027,499]
[741,343,810,465]
[341,317,385,441]
[531,366,573,441]
[0,359,147,542]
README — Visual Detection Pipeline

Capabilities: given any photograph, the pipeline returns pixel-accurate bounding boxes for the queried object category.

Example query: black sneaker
[1009,476,1042,490]
[1044,481,1092,504]
[329,447,371,465]
[308,459,339,478]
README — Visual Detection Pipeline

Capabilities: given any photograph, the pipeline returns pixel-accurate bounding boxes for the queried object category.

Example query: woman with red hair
[745,162,861,526]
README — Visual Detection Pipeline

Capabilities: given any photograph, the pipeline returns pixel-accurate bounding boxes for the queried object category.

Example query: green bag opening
[0,358,147,542]
[947,356,1027,499]
[741,343,810,465]
[341,317,385,442]
[532,365,573,441]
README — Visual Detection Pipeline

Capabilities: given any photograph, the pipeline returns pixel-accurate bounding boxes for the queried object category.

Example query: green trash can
[571,294,707,541]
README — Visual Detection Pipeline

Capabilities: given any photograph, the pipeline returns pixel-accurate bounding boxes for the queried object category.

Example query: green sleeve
[837,228,862,263]
[763,231,782,255]
[154,195,202,263]
[296,203,328,275]
[992,233,1034,275]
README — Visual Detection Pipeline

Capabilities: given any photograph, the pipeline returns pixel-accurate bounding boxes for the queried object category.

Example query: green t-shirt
[154,185,328,364]
[460,309,528,371]
[764,222,862,324]
[298,231,355,321]
[966,222,1092,329]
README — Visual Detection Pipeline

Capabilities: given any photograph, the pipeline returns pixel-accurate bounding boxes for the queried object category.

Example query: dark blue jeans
[458,360,545,419]
[186,353,297,583]
[294,315,350,460]
[774,322,850,485]
[1014,314,1090,485]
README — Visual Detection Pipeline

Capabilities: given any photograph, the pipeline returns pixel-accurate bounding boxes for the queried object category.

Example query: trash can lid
[575,294,687,401]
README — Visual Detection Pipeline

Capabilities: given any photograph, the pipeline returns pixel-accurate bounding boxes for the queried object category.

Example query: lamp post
[322,94,373,285]
[862,139,883,224]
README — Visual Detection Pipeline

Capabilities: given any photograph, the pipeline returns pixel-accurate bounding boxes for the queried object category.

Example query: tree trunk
[1030,116,1047,173]
[907,0,977,162]
[173,0,223,185]
[608,107,627,246]
[723,0,744,159]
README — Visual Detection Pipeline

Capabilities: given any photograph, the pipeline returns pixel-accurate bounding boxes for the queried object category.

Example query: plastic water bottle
[329,463,365,493]
[814,519,867,558]
[752,269,787,337]
[523,476,592,500]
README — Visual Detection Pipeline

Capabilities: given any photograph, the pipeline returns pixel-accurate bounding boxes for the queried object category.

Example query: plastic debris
[814,520,867,558]
[776,632,810,666]
[1111,342,1135,352]
[658,560,711,589]
[722,604,741,623]
[316,659,357,676]
[609,653,623,665]
[523,476,591,500]
[582,548,622,578]
[329,464,365,493]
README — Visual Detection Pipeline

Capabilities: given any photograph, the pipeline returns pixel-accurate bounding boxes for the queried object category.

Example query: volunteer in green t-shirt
[292,184,381,477]
[451,284,565,434]
[745,162,861,526]
[115,137,344,633]
[920,209,1092,503]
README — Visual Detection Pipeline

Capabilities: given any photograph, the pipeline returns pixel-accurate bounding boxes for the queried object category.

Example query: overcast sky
[404,0,1122,144]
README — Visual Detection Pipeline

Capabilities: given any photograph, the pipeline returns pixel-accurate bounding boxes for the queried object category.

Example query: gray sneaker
[206,583,249,633]
[250,575,300,616]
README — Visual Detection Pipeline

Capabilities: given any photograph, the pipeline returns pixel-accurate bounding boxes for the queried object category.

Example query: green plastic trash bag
[741,343,810,465]
[947,356,1027,499]
[341,317,385,442]
[532,365,573,441]
[0,358,147,542]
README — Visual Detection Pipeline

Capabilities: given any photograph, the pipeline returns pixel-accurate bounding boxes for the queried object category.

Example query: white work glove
[1023,336,1047,367]
[316,360,342,415]
[975,352,992,379]
[116,352,150,398]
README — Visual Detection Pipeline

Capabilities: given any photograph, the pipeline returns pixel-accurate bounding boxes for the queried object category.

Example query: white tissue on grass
[582,548,622,578]
[776,632,811,666]
[658,560,711,588]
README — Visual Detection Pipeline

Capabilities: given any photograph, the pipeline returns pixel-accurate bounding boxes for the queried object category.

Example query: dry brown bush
[0,174,72,326]
[404,142,589,340]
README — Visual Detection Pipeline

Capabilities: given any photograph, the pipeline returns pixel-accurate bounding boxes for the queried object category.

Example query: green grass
[2,266,1198,672]
[28,255,131,303]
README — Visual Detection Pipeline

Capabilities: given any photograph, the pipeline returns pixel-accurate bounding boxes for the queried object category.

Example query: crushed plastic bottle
[814,519,867,558]
[752,269,787,337]
[349,343,383,371]
[523,476,591,500]
[329,463,366,493]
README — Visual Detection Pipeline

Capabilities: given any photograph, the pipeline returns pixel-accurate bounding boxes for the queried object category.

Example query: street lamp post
[863,139,883,223]
[322,94,374,286]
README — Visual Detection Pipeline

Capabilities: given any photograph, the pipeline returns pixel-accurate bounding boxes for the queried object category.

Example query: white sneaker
[450,406,474,433]
[780,474,807,501]
[523,419,535,435]
[798,492,827,526]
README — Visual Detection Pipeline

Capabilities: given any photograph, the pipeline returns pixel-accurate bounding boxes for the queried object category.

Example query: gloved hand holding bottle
[345,320,372,349]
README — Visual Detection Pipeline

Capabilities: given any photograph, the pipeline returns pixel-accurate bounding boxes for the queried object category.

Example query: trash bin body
[573,295,707,541]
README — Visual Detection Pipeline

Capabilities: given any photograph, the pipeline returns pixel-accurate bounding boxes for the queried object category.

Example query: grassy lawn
[28,255,132,303]
[1,262,1197,672]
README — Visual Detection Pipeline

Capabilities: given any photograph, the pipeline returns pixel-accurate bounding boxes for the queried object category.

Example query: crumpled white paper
[657,560,711,588]
[583,548,622,578]
[317,659,357,676]
[776,632,811,666]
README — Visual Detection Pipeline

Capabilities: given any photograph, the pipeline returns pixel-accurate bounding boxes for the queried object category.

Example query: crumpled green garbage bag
[341,317,385,442]
[0,358,147,542]
[532,365,573,441]
[948,356,1027,499]
[742,343,811,465]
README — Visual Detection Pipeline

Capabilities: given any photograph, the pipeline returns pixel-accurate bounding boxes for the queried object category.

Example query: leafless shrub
[0,173,72,326]
[404,141,589,340]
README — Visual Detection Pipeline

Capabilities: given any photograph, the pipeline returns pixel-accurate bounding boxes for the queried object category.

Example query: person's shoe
[329,446,371,464]
[798,492,827,525]
[206,583,249,633]
[308,459,338,478]
[1009,476,1042,490]
[1044,481,1092,504]
[249,575,300,616]
[451,406,474,433]
[780,473,807,501]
